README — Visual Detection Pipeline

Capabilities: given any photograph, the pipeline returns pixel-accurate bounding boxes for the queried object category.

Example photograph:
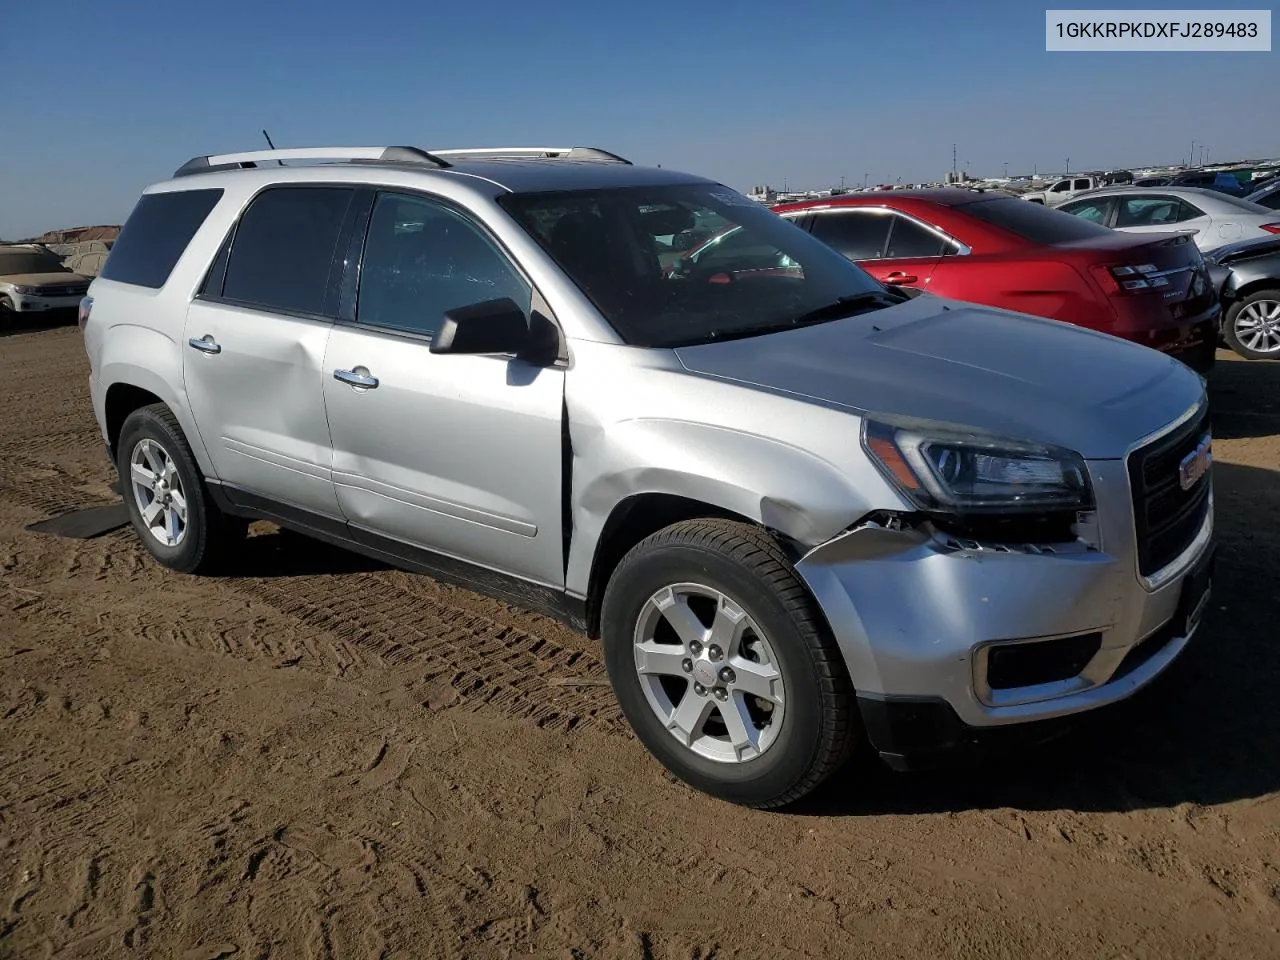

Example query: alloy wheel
[632,582,786,763]
[1234,298,1280,355]
[129,438,189,547]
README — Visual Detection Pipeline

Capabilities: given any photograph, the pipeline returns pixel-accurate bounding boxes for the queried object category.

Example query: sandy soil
[2,320,1278,960]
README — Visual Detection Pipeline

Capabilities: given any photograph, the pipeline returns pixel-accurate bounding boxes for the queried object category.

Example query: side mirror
[431,298,529,356]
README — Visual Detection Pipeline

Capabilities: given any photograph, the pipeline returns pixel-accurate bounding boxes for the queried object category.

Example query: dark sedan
[1204,234,1280,359]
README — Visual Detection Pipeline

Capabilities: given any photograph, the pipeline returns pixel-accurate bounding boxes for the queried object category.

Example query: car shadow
[227,524,389,577]
[0,309,78,338]
[1209,349,1280,440]
[792,457,1280,816]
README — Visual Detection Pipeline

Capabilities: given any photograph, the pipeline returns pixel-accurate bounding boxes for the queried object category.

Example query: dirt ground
[2,320,1278,960]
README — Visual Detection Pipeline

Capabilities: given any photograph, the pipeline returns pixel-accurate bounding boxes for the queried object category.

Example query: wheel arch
[582,492,784,639]
[100,364,215,477]
[1223,278,1280,306]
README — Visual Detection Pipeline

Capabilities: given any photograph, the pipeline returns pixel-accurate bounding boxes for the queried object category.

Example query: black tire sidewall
[1224,290,1280,361]
[117,408,213,573]
[602,540,829,805]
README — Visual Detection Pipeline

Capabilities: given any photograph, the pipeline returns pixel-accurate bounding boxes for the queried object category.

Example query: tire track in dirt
[229,571,625,733]
[3,426,624,735]
[0,450,116,519]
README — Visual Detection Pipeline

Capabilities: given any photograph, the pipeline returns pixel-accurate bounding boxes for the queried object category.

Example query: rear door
[321,190,567,587]
[183,185,357,519]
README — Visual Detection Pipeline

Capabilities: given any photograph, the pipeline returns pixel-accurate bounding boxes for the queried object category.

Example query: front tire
[116,403,245,574]
[1223,289,1280,360]
[601,519,858,808]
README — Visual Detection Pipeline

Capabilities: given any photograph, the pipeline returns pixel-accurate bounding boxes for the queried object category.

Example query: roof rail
[172,145,451,178]
[427,146,632,165]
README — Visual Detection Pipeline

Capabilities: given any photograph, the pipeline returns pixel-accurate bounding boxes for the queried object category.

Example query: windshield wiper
[787,291,901,327]
[663,291,902,347]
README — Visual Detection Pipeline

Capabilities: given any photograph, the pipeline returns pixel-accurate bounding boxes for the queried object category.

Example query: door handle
[334,367,379,389]
[188,335,221,354]
[884,272,918,285]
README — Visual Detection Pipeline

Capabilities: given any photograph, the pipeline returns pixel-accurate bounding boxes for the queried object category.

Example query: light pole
[863,172,869,189]
[1065,157,1070,174]
[1003,161,1009,178]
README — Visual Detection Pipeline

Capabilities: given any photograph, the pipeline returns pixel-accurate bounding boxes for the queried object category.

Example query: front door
[183,185,358,518]
[322,191,566,587]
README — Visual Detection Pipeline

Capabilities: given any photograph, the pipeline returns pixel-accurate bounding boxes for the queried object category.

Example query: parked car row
[676,188,1220,370]
[82,144,1218,808]
[1056,186,1280,251]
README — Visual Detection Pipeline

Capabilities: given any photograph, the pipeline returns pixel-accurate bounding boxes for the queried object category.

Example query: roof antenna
[262,129,284,165]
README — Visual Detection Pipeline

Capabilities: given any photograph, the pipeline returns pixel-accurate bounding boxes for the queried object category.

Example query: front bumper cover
[794,461,1215,764]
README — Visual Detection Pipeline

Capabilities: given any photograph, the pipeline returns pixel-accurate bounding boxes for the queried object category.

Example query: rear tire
[116,403,246,574]
[0,296,15,327]
[601,518,858,808]
[1223,288,1280,360]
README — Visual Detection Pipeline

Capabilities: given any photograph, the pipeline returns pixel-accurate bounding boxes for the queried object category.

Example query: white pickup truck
[1021,175,1110,207]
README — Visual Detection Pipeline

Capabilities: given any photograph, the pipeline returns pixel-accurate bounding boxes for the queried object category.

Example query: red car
[676,190,1218,371]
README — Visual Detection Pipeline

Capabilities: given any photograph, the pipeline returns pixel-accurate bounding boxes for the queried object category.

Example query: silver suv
[82,145,1215,808]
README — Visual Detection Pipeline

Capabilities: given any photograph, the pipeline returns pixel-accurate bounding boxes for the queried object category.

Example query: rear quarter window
[100,189,223,289]
[962,197,1115,245]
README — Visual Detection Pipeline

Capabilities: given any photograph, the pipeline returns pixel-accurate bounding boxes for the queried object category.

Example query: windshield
[961,196,1115,245]
[0,251,71,276]
[499,183,888,347]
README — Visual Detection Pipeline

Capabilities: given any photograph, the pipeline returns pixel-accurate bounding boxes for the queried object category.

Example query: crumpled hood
[673,296,1206,459]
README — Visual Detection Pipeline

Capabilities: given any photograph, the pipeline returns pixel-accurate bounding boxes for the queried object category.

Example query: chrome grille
[1127,405,1212,578]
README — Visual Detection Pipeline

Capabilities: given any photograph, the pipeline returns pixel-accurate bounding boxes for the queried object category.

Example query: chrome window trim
[800,206,972,257]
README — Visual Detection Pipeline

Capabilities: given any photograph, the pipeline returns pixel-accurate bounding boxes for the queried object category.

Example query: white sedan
[1057,186,1280,252]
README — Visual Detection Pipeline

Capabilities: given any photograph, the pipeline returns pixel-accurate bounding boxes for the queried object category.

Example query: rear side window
[1114,196,1199,227]
[962,197,1113,244]
[221,186,355,316]
[885,215,953,258]
[809,211,891,260]
[100,189,223,289]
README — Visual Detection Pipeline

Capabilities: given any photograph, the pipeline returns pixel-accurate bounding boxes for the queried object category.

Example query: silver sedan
[1057,186,1280,252]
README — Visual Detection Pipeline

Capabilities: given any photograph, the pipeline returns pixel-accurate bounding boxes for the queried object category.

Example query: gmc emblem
[1178,434,1212,491]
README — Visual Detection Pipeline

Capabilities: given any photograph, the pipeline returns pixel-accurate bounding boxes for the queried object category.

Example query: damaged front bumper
[793,471,1215,770]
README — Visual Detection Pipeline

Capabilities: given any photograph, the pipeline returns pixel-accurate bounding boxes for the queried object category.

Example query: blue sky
[1,0,1274,237]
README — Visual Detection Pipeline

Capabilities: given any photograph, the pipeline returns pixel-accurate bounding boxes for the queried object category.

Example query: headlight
[12,285,36,294]
[862,417,1093,514]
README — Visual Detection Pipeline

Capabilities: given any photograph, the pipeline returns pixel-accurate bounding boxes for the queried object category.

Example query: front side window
[808,211,891,260]
[222,186,355,316]
[500,183,887,347]
[1059,198,1113,224]
[357,193,531,337]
